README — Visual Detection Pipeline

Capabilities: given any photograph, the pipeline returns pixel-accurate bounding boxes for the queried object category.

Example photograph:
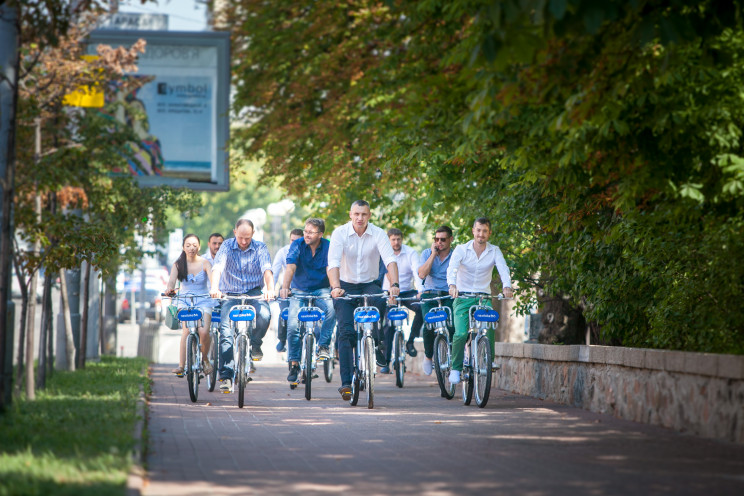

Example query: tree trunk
[37,271,52,389]
[13,258,27,395]
[59,269,75,371]
[78,261,90,369]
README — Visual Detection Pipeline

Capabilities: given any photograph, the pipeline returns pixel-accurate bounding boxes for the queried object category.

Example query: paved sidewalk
[142,357,744,496]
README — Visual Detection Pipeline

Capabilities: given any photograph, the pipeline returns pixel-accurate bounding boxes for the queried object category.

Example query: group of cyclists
[164,199,513,403]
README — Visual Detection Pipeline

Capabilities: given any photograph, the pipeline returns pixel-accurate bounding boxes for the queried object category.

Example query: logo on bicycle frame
[386,308,408,321]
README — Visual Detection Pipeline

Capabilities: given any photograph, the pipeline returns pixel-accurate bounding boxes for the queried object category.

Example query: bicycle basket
[165,304,180,330]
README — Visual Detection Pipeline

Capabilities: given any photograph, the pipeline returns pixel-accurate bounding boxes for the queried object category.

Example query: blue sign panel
[211,310,221,322]
[229,307,256,321]
[387,308,408,321]
[473,308,499,322]
[177,308,203,322]
[298,308,323,322]
[281,308,289,321]
[424,309,448,324]
[354,309,380,323]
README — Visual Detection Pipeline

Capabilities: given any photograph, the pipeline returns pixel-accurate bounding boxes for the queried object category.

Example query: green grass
[0,357,149,496]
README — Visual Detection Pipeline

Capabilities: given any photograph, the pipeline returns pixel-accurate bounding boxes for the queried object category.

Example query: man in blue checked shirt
[279,218,337,385]
[210,218,276,393]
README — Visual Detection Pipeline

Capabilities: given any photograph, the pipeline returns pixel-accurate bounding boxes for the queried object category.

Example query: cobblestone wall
[493,344,744,443]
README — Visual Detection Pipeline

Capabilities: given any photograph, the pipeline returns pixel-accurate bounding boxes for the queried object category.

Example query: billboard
[87,30,230,191]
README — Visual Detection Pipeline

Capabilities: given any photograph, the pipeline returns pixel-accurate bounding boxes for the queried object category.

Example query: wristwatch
[391,282,400,288]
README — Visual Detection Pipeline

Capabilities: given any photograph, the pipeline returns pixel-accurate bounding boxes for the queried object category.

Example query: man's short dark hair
[208,233,224,241]
[290,228,304,237]
[235,218,254,230]
[351,200,370,209]
[474,217,491,229]
[305,218,325,233]
[435,225,453,238]
[387,228,403,238]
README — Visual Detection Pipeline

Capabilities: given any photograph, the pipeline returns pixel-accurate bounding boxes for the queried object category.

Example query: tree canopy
[225,0,744,353]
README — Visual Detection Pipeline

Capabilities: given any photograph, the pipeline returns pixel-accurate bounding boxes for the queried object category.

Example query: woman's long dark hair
[175,234,200,282]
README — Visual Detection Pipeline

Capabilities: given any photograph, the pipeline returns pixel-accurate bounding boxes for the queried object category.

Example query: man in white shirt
[328,200,400,401]
[272,229,304,352]
[380,228,423,373]
[447,217,514,385]
[202,233,224,265]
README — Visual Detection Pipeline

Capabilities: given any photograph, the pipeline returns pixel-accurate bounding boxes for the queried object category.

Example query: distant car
[119,289,163,323]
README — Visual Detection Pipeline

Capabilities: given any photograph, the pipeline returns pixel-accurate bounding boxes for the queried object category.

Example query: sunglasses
[434,237,449,242]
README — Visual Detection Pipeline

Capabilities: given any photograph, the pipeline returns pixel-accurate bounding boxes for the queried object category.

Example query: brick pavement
[142,358,744,496]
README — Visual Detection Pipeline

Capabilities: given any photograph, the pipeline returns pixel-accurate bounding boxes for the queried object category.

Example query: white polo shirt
[203,250,215,265]
[272,244,290,285]
[446,240,512,294]
[328,222,397,284]
[382,244,422,292]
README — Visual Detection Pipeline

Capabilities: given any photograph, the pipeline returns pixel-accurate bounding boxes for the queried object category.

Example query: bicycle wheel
[474,335,492,408]
[364,335,375,409]
[207,330,218,392]
[394,331,405,388]
[324,355,334,383]
[304,332,314,401]
[186,334,199,403]
[237,334,247,408]
[433,334,455,399]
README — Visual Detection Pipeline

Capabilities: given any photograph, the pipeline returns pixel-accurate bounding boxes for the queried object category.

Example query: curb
[126,371,148,495]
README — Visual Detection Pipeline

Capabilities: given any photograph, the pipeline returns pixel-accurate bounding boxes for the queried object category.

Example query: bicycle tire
[237,334,247,408]
[324,356,334,383]
[365,335,375,409]
[350,369,360,406]
[304,332,314,401]
[207,329,218,392]
[394,331,405,388]
[460,338,475,406]
[433,334,455,400]
[186,334,199,403]
[474,335,492,408]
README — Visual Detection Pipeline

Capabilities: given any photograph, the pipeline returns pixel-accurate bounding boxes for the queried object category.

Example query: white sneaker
[422,358,433,376]
[448,369,460,384]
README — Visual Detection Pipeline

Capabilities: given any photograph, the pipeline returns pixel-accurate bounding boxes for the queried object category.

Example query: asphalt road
[142,357,744,496]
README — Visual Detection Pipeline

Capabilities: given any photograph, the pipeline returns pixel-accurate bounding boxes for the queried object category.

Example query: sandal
[172,366,185,377]
[202,361,213,375]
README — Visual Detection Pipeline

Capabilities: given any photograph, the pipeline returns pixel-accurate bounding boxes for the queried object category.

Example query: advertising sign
[87,30,230,191]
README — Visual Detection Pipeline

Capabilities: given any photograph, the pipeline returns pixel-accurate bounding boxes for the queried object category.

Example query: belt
[225,287,260,296]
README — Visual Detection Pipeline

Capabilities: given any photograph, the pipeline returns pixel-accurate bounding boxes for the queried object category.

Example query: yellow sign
[63,55,104,108]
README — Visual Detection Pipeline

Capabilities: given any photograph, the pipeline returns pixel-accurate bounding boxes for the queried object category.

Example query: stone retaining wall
[491,343,744,443]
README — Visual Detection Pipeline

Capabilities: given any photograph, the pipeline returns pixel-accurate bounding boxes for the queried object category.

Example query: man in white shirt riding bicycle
[446,217,514,385]
[328,200,400,401]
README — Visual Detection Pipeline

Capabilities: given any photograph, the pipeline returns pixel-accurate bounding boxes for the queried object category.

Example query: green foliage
[0,357,147,496]
[226,0,744,353]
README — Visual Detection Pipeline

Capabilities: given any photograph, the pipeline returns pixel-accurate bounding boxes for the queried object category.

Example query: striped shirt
[212,237,272,293]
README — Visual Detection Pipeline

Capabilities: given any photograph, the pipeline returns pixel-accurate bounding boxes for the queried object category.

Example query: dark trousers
[382,289,423,363]
[421,291,455,359]
[333,281,386,386]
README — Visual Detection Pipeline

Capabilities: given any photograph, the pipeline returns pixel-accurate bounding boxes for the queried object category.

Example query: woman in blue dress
[166,234,217,376]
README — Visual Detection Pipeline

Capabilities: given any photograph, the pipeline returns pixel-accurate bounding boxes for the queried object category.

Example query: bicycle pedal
[251,357,262,362]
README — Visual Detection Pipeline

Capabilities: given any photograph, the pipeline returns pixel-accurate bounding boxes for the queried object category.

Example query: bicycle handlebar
[456,292,511,300]
[336,292,388,300]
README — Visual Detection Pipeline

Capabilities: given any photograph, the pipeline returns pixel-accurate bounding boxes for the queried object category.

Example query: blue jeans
[287,288,336,363]
[333,281,386,387]
[277,299,288,344]
[219,288,271,381]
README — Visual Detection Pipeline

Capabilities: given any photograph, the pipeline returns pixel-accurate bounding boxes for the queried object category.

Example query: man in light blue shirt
[210,218,276,392]
[417,225,455,376]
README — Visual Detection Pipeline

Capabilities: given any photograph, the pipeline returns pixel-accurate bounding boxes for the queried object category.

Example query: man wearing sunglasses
[418,225,456,376]
[280,218,337,385]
